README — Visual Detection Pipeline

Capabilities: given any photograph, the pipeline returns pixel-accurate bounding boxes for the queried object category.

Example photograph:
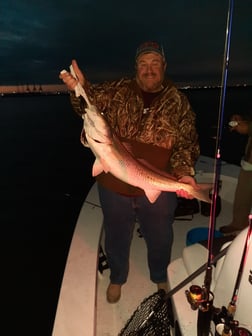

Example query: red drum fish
[83,105,212,204]
[62,66,212,204]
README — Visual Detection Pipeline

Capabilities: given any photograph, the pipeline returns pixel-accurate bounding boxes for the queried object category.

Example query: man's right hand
[229,114,249,135]
[59,59,85,91]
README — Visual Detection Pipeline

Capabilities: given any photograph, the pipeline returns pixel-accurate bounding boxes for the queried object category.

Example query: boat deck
[96,201,234,335]
[53,156,240,336]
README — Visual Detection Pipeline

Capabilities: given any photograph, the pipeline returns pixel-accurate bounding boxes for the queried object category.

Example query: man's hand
[229,114,249,135]
[59,59,85,91]
[176,176,199,199]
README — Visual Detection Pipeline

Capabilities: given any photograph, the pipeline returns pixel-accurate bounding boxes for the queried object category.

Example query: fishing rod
[213,214,252,336]
[186,1,234,335]
[119,245,230,336]
[228,217,252,317]
[206,0,234,291]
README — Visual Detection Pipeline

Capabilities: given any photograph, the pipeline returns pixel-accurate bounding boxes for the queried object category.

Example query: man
[220,114,252,235]
[60,41,200,303]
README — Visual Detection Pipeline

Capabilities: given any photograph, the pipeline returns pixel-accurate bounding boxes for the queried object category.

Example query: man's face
[136,52,166,92]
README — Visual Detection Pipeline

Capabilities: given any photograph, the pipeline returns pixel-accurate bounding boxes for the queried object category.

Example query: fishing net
[118,290,172,336]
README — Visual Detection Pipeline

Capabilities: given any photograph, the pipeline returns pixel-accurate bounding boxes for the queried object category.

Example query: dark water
[1,87,251,335]
[1,94,95,334]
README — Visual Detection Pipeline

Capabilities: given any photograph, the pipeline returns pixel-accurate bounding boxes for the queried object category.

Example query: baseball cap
[135,41,165,60]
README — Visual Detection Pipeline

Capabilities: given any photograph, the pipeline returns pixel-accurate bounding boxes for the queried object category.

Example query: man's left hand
[176,176,199,199]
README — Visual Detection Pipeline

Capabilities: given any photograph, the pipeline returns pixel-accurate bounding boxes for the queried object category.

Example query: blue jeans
[98,184,177,284]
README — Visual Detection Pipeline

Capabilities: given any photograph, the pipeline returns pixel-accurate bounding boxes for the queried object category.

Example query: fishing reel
[185,285,214,312]
[215,323,251,336]
[212,305,252,335]
[212,306,239,335]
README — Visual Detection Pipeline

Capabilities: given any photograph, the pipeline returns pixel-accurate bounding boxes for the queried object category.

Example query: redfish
[83,105,211,204]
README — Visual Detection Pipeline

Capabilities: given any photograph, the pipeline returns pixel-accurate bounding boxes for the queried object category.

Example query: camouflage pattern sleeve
[69,78,128,117]
[169,92,200,178]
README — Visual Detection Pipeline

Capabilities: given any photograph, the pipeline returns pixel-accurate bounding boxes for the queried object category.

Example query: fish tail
[193,188,212,203]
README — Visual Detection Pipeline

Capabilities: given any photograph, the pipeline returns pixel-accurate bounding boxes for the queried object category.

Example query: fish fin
[144,190,162,203]
[99,157,111,174]
[92,159,104,176]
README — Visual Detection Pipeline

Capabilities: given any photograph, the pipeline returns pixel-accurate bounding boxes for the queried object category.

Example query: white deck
[52,156,240,336]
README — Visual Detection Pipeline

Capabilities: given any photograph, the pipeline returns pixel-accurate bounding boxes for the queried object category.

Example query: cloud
[1,0,252,85]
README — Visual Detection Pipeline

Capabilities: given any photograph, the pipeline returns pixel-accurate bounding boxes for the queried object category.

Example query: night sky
[1,0,251,86]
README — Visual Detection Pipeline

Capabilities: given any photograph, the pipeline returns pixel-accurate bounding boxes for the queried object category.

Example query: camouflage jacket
[70,77,200,196]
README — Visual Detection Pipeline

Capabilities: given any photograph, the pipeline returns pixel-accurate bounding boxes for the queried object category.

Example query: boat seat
[167,228,252,335]
[182,240,231,289]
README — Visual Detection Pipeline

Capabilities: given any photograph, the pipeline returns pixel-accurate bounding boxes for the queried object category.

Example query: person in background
[220,113,252,235]
[59,41,200,303]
